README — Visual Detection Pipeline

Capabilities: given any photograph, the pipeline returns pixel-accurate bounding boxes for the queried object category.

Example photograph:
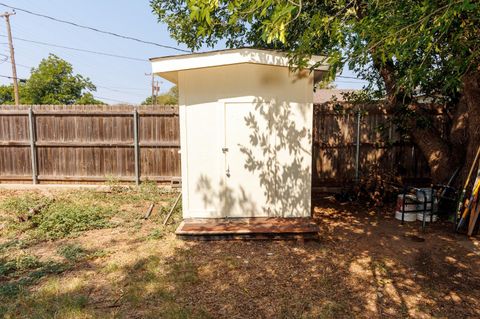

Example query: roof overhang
[150,48,329,84]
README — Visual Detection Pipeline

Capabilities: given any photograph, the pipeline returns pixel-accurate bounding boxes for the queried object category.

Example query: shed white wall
[178,63,313,218]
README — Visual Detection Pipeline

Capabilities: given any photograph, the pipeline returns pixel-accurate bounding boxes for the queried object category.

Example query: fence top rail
[0,104,179,112]
[0,107,179,116]
[314,102,446,115]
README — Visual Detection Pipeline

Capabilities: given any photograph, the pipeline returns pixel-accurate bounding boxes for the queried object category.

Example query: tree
[141,85,178,105]
[0,54,103,105]
[0,83,26,104]
[151,0,480,184]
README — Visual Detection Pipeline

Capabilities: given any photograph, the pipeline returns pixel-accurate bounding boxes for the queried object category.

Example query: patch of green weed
[33,201,115,239]
[57,244,87,262]
[0,193,46,218]
[0,255,68,299]
[147,228,164,240]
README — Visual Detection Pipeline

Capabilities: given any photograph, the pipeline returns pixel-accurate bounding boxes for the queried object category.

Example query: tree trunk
[372,56,479,186]
[410,125,456,184]
[459,71,480,187]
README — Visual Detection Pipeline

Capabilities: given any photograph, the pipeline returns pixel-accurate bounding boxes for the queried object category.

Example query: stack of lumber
[457,146,480,236]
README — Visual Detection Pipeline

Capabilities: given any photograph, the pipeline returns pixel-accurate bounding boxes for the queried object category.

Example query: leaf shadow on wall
[196,97,312,217]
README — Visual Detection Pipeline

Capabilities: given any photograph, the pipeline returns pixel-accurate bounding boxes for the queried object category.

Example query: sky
[0,0,366,104]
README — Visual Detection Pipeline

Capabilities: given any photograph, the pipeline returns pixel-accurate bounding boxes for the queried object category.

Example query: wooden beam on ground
[163,193,181,226]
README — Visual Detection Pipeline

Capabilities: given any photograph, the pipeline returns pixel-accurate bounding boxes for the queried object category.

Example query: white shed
[151,48,328,221]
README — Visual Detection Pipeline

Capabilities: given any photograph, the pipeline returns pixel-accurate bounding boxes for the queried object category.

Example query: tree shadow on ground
[157,199,480,318]
[2,200,480,318]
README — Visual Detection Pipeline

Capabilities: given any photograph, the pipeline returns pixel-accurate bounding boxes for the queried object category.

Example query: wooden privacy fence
[0,105,180,184]
[312,103,447,188]
[1,103,443,186]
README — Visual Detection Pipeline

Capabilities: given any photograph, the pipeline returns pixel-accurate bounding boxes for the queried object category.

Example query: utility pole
[153,80,160,105]
[145,73,160,105]
[1,11,19,106]
[151,74,155,105]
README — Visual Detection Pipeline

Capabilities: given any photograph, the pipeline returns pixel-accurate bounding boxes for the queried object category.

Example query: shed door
[223,102,272,217]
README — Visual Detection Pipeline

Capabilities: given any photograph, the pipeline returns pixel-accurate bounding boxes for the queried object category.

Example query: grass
[34,201,114,240]
[0,184,183,318]
[0,254,68,300]
[57,244,88,262]
[1,186,478,318]
[0,182,180,243]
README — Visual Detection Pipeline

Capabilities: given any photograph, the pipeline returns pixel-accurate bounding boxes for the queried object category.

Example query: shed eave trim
[151,48,328,75]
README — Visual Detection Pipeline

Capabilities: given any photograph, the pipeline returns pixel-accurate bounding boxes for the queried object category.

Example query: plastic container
[395,194,418,222]
[416,213,438,222]
[416,188,438,213]
[395,211,417,222]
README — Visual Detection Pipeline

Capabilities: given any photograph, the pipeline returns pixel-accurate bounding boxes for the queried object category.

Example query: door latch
[222,147,229,153]
[226,166,231,178]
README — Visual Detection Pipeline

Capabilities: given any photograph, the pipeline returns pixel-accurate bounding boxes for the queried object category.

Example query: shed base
[175,217,319,241]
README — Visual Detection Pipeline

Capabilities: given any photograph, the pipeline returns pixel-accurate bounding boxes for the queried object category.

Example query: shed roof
[151,48,328,83]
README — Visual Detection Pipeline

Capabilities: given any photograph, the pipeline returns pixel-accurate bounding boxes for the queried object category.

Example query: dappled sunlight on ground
[1,189,479,318]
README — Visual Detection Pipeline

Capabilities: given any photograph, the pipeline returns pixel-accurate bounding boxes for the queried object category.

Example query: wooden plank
[176,218,319,236]
[0,141,30,146]
[0,141,180,148]
[0,110,29,115]
[0,175,178,182]
[29,110,178,116]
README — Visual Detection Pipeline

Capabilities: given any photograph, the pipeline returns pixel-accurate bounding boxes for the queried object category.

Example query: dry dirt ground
[1,188,480,319]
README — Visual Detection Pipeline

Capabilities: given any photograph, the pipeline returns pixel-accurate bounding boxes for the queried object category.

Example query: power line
[335,80,368,84]
[337,75,367,81]
[96,85,146,97]
[0,59,147,97]
[93,95,130,104]
[0,34,148,62]
[0,74,26,81]
[0,56,31,68]
[0,2,191,53]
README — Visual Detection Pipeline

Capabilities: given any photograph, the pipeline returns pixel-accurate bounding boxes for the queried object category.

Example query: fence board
[0,103,440,186]
[312,103,443,187]
[0,105,180,183]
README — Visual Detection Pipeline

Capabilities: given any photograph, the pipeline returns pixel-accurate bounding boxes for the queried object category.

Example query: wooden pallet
[175,217,319,241]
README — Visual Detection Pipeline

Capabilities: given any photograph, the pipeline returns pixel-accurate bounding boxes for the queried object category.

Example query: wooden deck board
[176,218,319,240]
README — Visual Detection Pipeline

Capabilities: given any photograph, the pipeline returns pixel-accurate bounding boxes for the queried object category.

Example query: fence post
[133,106,140,185]
[354,110,361,182]
[28,107,38,184]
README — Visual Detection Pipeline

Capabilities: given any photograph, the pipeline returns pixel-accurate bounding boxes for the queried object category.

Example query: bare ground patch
[1,189,479,318]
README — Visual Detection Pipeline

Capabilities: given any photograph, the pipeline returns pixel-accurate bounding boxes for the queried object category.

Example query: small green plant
[0,254,42,277]
[15,254,42,270]
[57,244,87,262]
[0,193,51,219]
[106,176,127,194]
[147,228,164,240]
[0,259,17,277]
[33,201,115,239]
[0,256,68,299]
[0,193,48,219]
